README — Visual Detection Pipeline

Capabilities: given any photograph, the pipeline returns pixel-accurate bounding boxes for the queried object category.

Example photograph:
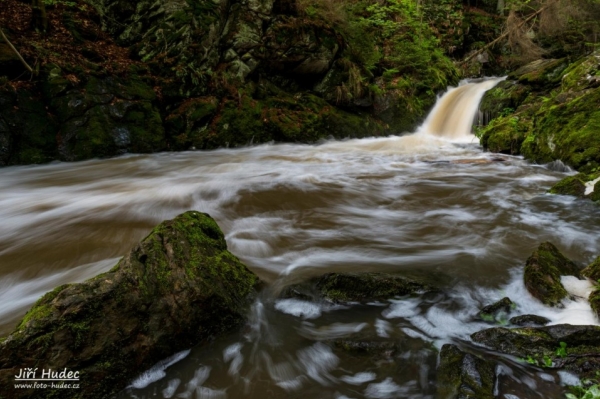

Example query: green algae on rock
[478,296,514,323]
[436,344,496,399]
[282,272,435,304]
[524,242,581,307]
[0,211,260,399]
[471,324,600,379]
[582,256,600,281]
[509,314,551,327]
[589,289,600,320]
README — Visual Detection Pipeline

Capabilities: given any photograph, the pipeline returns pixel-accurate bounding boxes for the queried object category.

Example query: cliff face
[0,0,467,165]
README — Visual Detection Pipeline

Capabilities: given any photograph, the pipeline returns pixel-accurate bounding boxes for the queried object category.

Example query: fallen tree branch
[0,26,33,73]
[461,4,551,65]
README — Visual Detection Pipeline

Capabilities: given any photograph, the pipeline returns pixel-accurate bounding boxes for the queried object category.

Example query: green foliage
[566,377,600,399]
[556,341,568,358]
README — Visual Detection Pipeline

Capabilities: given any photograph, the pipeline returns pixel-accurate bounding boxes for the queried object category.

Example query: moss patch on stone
[582,257,600,281]
[437,344,496,399]
[471,324,600,378]
[0,211,259,399]
[523,242,580,307]
[589,289,600,320]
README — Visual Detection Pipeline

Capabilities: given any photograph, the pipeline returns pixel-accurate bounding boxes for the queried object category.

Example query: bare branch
[0,26,33,73]
[461,3,551,66]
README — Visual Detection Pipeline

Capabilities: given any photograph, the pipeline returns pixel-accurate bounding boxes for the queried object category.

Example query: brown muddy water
[0,79,599,399]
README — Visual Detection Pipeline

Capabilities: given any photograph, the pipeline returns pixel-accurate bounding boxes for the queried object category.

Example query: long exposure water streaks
[0,79,599,398]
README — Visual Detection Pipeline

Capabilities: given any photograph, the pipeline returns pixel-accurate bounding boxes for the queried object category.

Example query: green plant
[556,341,568,358]
[566,381,600,399]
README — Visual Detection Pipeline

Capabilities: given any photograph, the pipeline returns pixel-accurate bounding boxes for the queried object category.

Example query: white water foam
[128,349,190,389]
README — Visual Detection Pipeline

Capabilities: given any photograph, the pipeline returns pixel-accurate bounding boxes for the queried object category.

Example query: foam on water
[128,349,190,389]
[1,78,599,399]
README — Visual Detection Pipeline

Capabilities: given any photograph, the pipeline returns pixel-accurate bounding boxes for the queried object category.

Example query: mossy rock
[589,289,600,320]
[471,324,600,378]
[478,297,514,323]
[508,58,569,88]
[523,242,580,307]
[0,211,260,399]
[436,344,496,399]
[509,314,551,327]
[282,272,435,304]
[549,174,588,197]
[479,80,529,121]
[330,334,400,358]
[582,257,600,282]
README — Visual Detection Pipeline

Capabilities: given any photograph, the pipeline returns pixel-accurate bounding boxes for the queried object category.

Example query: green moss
[582,257,600,281]
[17,304,53,332]
[316,272,433,303]
[589,289,600,320]
[549,174,587,197]
[437,344,495,399]
[524,242,580,307]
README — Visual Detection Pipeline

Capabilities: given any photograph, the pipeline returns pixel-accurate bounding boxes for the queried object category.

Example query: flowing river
[1,78,599,398]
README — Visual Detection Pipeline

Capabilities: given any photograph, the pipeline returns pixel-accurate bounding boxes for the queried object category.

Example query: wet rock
[471,324,600,378]
[589,290,600,320]
[549,174,588,197]
[0,211,260,399]
[509,314,551,327]
[479,297,514,322]
[331,335,400,359]
[508,58,569,88]
[524,242,581,307]
[283,272,435,303]
[582,256,600,281]
[437,344,496,399]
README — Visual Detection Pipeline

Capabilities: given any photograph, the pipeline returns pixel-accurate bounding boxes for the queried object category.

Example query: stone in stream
[509,314,551,327]
[281,272,436,303]
[0,211,260,399]
[582,256,600,282]
[436,344,496,399]
[523,242,581,307]
[589,290,600,320]
[478,296,514,322]
[471,324,600,379]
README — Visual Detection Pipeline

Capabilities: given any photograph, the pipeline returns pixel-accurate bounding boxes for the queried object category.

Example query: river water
[1,79,599,398]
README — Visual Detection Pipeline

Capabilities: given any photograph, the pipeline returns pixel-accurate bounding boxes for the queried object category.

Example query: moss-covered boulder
[582,256,600,281]
[436,344,496,399]
[524,242,581,307]
[471,324,600,378]
[282,272,435,304]
[0,211,260,399]
[478,297,514,322]
[589,290,600,320]
[549,174,588,197]
[508,58,569,88]
[480,51,600,174]
[509,314,551,327]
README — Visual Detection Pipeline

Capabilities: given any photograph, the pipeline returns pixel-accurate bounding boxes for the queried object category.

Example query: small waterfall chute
[417,77,506,141]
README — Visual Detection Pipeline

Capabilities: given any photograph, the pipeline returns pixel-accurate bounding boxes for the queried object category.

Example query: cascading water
[0,78,599,399]
[418,77,505,140]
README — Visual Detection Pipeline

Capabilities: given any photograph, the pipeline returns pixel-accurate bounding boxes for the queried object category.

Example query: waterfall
[417,77,505,140]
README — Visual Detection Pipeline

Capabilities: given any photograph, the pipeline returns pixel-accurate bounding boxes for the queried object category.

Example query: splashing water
[0,78,598,399]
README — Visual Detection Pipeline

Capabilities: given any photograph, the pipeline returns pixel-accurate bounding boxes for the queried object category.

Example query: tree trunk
[31,0,48,34]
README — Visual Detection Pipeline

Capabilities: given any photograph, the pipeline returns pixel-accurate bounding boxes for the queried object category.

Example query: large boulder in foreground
[524,242,580,307]
[471,324,600,379]
[436,344,496,399]
[0,211,260,399]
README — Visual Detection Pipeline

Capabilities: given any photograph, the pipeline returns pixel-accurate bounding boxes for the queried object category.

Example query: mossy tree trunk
[31,0,48,34]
